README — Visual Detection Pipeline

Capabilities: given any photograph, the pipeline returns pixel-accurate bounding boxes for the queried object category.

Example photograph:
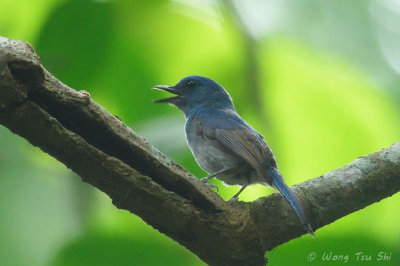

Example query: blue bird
[153,75,314,236]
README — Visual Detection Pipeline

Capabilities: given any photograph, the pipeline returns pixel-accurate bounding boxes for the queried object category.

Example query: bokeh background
[1,0,400,265]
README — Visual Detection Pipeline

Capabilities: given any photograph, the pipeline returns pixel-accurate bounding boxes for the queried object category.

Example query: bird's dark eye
[186,80,196,88]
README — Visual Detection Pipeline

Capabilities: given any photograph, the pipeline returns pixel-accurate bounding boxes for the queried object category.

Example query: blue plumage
[153,75,314,236]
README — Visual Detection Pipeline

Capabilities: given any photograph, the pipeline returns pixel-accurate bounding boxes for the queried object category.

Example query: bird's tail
[266,168,314,237]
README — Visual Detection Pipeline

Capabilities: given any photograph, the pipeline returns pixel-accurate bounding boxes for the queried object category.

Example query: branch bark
[1,36,399,266]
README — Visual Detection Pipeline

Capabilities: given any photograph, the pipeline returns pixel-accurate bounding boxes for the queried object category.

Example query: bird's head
[152,75,233,115]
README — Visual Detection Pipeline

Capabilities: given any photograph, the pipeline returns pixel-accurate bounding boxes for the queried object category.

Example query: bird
[152,75,314,236]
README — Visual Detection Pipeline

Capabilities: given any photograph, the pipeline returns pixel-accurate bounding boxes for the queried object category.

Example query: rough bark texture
[1,36,399,266]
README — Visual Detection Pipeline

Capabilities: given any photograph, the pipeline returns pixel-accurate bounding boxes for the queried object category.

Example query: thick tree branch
[1,36,399,266]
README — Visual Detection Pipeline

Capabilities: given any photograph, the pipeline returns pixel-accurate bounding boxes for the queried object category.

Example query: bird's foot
[205,182,219,192]
[200,176,211,183]
[228,185,247,201]
[228,196,239,202]
[200,177,219,192]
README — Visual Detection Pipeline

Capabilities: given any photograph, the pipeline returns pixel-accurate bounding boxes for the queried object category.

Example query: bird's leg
[229,185,248,201]
[200,168,230,192]
[201,168,230,183]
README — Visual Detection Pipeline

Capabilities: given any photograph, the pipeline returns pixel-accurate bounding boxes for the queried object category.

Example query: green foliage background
[0,0,399,265]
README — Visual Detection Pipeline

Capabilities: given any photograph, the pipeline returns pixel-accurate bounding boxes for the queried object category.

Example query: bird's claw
[228,196,239,202]
[207,183,219,192]
[201,180,218,192]
[200,176,211,183]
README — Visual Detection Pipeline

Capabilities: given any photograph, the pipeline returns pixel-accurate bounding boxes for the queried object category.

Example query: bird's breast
[184,115,263,186]
[185,119,239,174]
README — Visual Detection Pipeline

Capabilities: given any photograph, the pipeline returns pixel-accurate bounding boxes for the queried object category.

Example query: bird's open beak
[152,85,180,103]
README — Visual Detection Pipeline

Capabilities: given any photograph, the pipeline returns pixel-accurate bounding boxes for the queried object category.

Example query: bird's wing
[196,108,276,172]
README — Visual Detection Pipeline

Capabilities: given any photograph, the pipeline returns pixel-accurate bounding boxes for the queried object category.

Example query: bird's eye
[186,80,196,88]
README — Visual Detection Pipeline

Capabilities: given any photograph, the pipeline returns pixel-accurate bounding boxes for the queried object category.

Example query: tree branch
[1,36,399,266]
